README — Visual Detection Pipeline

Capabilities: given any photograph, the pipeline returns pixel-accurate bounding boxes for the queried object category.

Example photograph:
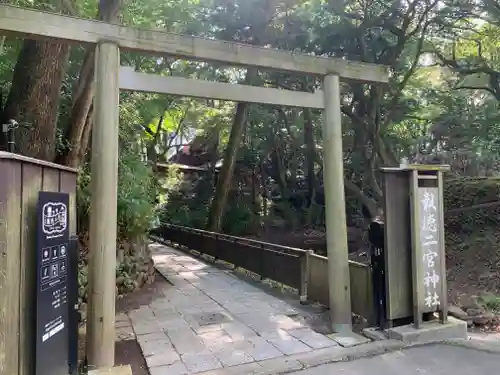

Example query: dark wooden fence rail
[151,223,309,294]
[151,223,374,323]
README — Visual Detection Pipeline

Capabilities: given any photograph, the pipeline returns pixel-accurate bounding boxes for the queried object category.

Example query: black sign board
[36,191,70,375]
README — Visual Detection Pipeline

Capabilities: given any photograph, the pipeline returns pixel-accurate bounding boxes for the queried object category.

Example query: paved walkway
[124,243,374,375]
[295,344,500,374]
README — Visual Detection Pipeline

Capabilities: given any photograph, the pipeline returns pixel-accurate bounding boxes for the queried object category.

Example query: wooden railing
[307,253,374,324]
[151,223,374,323]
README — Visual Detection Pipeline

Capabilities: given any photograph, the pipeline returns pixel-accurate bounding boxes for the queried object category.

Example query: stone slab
[89,365,132,375]
[244,336,284,361]
[328,330,371,348]
[149,360,189,375]
[212,349,254,367]
[253,357,305,374]
[146,350,181,368]
[260,330,313,355]
[287,328,338,349]
[362,327,388,341]
[385,317,468,344]
[145,243,406,375]
[181,352,223,373]
[196,362,263,375]
[167,329,206,354]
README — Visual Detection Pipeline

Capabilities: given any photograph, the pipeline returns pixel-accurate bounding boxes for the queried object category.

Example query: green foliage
[479,293,500,312]
[77,148,156,241]
[117,152,157,239]
[222,198,255,236]
[159,174,212,229]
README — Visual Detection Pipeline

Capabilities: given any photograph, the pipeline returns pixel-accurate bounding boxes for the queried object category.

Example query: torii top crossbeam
[0,5,388,83]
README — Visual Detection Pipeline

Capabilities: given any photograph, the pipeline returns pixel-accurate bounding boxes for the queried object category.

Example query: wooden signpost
[409,167,448,328]
[380,165,450,329]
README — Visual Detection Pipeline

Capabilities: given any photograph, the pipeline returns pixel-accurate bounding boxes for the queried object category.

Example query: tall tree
[0,0,78,159]
[56,0,122,167]
[205,0,288,231]
[1,40,70,160]
[206,70,256,231]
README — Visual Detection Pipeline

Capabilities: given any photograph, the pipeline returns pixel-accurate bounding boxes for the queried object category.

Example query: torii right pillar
[322,74,352,332]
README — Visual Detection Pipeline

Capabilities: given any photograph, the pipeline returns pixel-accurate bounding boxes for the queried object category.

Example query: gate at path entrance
[0,3,389,371]
[152,163,469,344]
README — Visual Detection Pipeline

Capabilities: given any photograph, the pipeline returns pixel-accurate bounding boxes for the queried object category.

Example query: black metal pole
[7,126,15,153]
[369,219,387,330]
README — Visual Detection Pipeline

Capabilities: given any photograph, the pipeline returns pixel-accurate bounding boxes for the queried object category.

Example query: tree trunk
[206,69,257,232]
[271,148,288,199]
[1,40,70,160]
[78,106,93,165]
[56,0,122,167]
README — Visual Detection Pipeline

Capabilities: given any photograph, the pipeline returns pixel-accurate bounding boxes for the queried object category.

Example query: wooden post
[437,171,448,324]
[322,74,352,332]
[409,170,423,329]
[299,250,314,304]
[87,41,120,368]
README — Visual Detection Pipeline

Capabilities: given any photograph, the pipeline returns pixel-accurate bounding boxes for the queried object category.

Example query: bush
[77,149,156,240]
[222,197,256,235]
[158,171,212,228]
[76,148,158,321]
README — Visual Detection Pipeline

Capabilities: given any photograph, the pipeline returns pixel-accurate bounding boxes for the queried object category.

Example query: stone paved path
[126,243,370,375]
[294,344,500,374]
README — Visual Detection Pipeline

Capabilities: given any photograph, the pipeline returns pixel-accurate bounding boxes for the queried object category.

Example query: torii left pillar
[87,41,120,368]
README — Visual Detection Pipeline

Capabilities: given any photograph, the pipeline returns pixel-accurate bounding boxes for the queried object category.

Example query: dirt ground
[79,272,172,375]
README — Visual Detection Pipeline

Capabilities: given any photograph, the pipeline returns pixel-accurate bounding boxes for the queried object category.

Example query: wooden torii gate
[0,4,389,371]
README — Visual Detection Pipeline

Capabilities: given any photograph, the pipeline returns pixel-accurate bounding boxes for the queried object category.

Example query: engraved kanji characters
[420,188,441,310]
[424,291,440,308]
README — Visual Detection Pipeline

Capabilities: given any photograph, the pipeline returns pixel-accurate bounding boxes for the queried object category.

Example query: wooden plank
[119,67,325,108]
[89,365,132,375]
[0,151,76,173]
[0,159,22,375]
[59,171,77,236]
[437,171,448,323]
[0,5,389,83]
[307,254,329,306]
[349,262,375,324]
[383,172,412,320]
[18,163,43,375]
[42,167,60,191]
[410,170,423,328]
[304,253,375,322]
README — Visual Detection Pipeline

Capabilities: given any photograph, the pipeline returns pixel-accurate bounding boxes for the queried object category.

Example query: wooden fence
[151,223,374,323]
[307,253,374,324]
[0,152,77,375]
